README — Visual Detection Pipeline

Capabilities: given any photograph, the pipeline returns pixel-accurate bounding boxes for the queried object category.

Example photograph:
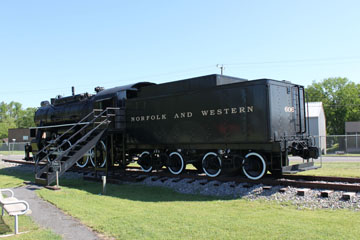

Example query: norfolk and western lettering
[130,106,254,122]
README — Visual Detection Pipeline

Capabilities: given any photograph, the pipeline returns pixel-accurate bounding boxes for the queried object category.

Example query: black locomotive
[29,74,319,182]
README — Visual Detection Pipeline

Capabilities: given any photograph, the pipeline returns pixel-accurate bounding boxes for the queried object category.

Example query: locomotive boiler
[30,74,319,184]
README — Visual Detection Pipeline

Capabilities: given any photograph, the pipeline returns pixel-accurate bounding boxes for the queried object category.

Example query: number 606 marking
[284,106,295,112]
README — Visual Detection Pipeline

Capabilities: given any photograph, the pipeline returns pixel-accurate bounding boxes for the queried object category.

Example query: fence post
[356,133,358,149]
[344,135,347,154]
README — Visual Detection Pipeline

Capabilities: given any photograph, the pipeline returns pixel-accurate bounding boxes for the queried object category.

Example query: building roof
[306,102,324,118]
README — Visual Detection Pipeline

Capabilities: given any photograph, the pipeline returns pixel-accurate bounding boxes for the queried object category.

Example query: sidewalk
[11,185,102,240]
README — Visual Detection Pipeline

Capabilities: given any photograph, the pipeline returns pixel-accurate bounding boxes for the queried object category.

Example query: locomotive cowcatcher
[28,74,319,185]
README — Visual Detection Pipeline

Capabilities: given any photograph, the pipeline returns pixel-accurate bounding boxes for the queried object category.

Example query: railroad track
[3,158,360,192]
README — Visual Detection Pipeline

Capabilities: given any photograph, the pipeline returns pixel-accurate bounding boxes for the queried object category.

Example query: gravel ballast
[140,176,360,211]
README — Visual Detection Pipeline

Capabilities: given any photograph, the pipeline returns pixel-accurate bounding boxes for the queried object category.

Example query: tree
[306,77,360,135]
[0,101,36,139]
[16,107,37,128]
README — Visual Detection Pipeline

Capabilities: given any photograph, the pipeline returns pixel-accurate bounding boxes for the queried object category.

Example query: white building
[306,102,327,154]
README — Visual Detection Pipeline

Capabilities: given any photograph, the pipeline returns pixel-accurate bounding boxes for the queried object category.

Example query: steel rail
[3,158,360,191]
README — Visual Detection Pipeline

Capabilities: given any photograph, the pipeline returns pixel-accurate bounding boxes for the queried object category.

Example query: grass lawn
[37,179,360,240]
[0,167,60,239]
[0,216,61,240]
[289,161,360,178]
[0,151,25,156]
[0,167,33,188]
[2,160,360,239]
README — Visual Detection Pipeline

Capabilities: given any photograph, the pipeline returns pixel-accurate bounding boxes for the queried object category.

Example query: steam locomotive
[29,74,319,180]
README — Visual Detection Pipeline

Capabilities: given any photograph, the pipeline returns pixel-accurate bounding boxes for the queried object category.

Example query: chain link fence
[323,135,360,154]
[0,142,29,153]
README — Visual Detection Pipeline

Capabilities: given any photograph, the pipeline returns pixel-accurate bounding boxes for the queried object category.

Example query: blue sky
[1,0,359,108]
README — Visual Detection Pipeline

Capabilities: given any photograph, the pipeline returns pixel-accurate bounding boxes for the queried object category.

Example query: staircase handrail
[35,118,110,178]
[35,110,96,159]
[34,107,119,171]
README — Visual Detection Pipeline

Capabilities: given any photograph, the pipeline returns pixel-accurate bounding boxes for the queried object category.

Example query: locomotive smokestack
[72,86,75,96]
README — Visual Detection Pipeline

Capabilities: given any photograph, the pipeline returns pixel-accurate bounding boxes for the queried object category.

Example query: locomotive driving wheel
[89,140,107,168]
[242,152,267,180]
[167,152,185,175]
[77,150,89,168]
[202,152,222,177]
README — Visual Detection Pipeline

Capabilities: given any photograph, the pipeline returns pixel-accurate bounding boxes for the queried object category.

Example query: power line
[1,56,359,95]
[224,56,360,66]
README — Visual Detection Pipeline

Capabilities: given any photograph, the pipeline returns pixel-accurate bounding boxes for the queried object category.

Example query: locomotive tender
[30,74,319,181]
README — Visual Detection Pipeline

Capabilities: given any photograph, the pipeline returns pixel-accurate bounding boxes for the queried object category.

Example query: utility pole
[216,64,225,75]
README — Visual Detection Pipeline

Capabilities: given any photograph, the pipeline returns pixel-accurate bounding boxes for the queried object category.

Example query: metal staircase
[34,108,119,186]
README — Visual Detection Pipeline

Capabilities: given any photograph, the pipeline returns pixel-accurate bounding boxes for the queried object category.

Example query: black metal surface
[31,74,319,179]
[126,77,304,148]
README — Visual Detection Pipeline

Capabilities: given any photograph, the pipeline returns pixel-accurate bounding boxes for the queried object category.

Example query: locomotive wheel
[77,151,89,168]
[47,139,71,162]
[84,149,94,167]
[139,151,152,172]
[90,140,107,168]
[46,149,57,162]
[202,152,222,177]
[242,152,267,180]
[66,140,88,168]
[167,152,185,175]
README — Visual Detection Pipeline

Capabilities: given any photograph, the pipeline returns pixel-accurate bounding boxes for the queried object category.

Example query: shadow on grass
[57,177,235,202]
[1,165,238,202]
[0,217,11,235]
[0,165,34,184]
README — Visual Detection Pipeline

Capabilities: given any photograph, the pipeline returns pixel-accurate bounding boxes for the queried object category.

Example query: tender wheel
[167,152,185,175]
[202,152,222,177]
[138,151,152,172]
[90,140,107,168]
[242,152,267,180]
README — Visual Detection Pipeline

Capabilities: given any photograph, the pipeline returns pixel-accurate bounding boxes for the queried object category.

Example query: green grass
[2,160,360,239]
[0,167,60,239]
[323,154,360,157]
[290,161,360,178]
[0,166,33,188]
[37,179,360,240]
[0,151,25,156]
[0,216,61,239]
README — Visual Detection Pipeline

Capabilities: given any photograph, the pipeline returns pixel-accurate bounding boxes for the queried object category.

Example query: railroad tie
[159,177,168,183]
[198,179,209,185]
[135,175,147,182]
[171,178,181,183]
[342,192,356,201]
[186,178,196,184]
[297,188,311,196]
[320,190,334,198]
